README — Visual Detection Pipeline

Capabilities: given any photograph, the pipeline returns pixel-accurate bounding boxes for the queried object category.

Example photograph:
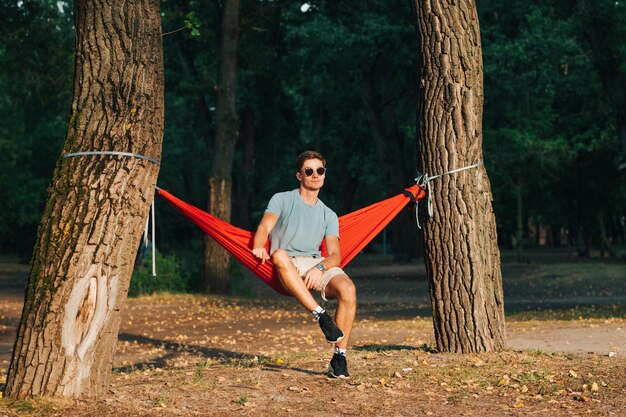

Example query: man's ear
[295,171,302,181]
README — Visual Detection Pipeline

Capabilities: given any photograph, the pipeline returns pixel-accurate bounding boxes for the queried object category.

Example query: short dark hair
[295,150,326,172]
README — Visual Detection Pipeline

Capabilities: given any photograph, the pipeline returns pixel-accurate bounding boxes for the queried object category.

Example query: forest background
[1,0,625,295]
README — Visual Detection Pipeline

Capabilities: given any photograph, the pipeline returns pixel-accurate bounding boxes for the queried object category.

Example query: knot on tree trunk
[59,264,119,395]
[62,264,118,359]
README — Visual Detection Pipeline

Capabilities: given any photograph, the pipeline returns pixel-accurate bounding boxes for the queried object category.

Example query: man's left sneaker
[328,353,350,379]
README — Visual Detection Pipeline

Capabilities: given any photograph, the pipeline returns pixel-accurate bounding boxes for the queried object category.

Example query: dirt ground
[0,252,624,416]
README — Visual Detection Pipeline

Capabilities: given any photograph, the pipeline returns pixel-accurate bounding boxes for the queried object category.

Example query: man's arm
[252,211,279,263]
[321,235,341,269]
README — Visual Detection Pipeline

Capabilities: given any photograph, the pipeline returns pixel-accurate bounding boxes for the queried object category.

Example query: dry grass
[1,251,625,416]
[1,342,624,416]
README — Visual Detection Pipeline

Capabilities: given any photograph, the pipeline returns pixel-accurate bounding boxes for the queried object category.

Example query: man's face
[296,158,326,190]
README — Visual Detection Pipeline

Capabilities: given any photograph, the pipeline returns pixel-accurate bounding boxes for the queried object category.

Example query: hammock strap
[62,150,160,165]
[141,197,157,277]
[415,161,484,228]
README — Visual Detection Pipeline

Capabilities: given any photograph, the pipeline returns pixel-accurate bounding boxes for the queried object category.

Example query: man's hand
[303,267,323,290]
[252,247,270,264]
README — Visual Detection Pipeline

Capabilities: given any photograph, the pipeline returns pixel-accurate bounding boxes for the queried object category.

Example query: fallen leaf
[498,375,510,386]
[591,382,599,392]
[513,402,524,408]
[471,358,485,367]
[568,370,578,378]
[521,385,528,393]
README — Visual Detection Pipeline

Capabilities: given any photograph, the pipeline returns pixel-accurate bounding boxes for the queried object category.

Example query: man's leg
[323,274,356,379]
[323,274,357,349]
[270,249,319,310]
[271,250,344,343]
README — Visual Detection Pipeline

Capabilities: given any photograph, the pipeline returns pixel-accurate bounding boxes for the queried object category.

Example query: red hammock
[157,184,426,296]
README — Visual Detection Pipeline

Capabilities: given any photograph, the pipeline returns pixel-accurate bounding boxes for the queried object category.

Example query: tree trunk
[4,0,163,399]
[203,0,240,293]
[413,0,506,353]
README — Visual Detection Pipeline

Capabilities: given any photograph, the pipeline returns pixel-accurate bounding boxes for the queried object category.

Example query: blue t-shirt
[266,189,339,257]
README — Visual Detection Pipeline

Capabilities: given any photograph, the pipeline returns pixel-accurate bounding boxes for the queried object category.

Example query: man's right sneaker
[317,311,344,343]
[328,353,350,379]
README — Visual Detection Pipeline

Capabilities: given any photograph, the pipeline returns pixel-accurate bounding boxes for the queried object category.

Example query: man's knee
[336,276,357,303]
[270,249,289,266]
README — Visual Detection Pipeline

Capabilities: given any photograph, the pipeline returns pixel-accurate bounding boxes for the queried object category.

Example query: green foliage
[129,250,190,297]
[480,1,624,249]
[228,262,255,298]
[184,12,202,37]
[0,1,73,257]
[1,0,625,267]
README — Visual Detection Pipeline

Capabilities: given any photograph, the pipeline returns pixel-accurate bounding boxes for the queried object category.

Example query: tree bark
[4,0,163,399]
[413,0,506,353]
[203,0,240,293]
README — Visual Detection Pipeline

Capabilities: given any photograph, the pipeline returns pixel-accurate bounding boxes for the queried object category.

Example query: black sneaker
[328,353,350,379]
[317,311,344,343]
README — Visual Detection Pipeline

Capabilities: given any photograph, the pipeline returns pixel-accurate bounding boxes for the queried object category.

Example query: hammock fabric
[157,184,426,296]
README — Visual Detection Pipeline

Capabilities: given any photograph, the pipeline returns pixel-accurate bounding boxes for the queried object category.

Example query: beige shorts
[289,256,346,301]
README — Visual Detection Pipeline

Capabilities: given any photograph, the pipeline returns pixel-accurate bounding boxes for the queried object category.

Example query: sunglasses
[302,167,327,176]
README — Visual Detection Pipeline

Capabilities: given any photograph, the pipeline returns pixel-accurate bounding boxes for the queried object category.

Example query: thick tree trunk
[413,0,506,353]
[203,0,240,293]
[3,0,163,399]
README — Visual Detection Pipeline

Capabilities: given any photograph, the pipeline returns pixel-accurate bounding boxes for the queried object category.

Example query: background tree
[577,0,626,171]
[0,1,73,257]
[413,0,506,352]
[204,0,241,294]
[4,0,164,398]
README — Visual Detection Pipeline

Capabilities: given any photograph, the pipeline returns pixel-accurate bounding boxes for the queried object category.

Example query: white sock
[312,306,325,319]
[335,347,346,356]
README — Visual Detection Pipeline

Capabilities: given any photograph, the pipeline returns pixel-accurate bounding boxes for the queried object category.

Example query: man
[252,151,356,379]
